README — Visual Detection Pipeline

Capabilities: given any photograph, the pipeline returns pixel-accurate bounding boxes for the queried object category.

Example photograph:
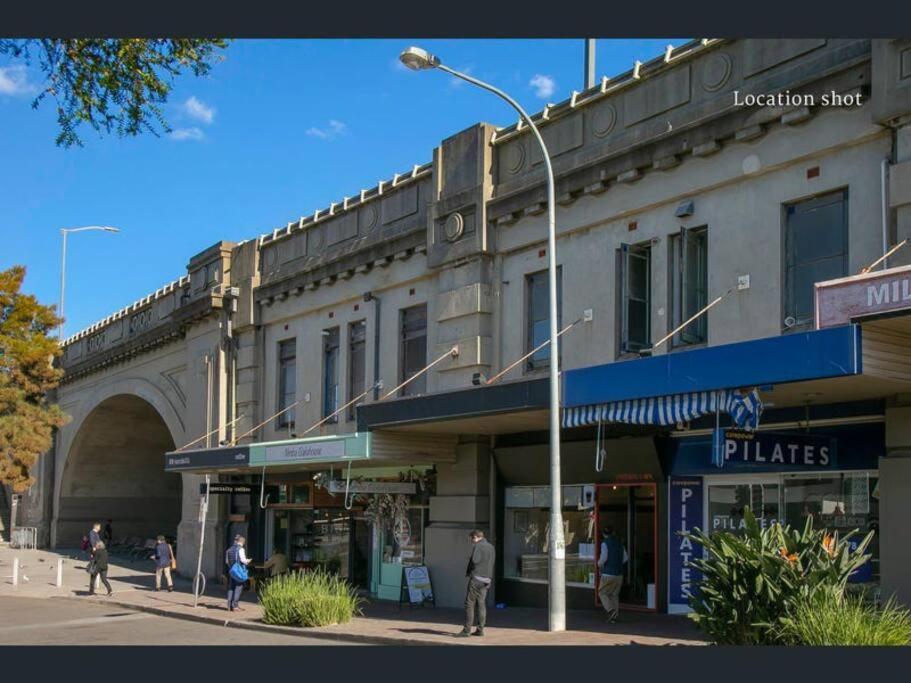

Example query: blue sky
[0,39,682,337]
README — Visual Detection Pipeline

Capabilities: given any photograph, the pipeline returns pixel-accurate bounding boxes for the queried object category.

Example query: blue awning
[561,325,862,428]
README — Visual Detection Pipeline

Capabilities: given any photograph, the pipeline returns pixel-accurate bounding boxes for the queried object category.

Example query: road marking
[0,612,153,633]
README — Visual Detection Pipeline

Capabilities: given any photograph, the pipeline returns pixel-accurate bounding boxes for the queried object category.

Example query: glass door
[706,479,780,535]
[594,483,657,610]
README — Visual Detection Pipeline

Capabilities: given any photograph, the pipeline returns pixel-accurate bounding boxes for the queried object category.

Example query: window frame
[668,226,709,348]
[524,266,563,373]
[322,327,340,422]
[617,242,652,355]
[347,319,367,421]
[276,338,297,429]
[782,188,849,331]
[399,304,428,398]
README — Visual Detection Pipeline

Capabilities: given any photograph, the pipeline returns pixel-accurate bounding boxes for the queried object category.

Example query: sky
[0,39,683,338]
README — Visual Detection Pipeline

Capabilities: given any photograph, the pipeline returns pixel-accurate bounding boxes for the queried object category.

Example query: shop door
[706,479,780,535]
[594,483,657,610]
[350,514,372,590]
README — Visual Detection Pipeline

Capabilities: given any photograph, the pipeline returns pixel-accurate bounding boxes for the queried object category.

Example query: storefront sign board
[403,565,434,604]
[723,431,837,468]
[327,481,416,494]
[816,265,911,328]
[165,446,250,472]
[198,483,254,495]
[668,477,703,614]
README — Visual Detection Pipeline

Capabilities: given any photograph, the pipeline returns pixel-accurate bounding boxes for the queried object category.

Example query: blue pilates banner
[668,477,704,613]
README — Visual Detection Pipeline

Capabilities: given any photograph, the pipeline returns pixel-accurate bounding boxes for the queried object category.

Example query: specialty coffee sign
[724,430,836,468]
[264,439,346,464]
[165,446,250,471]
[199,483,254,495]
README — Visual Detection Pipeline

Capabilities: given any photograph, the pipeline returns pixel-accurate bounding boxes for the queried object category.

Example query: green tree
[0,266,68,492]
[0,39,228,148]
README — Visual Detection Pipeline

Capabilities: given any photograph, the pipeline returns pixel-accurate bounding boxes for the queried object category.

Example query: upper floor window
[348,320,367,421]
[525,267,563,372]
[400,304,427,397]
[669,227,708,346]
[784,189,848,330]
[618,242,651,354]
[277,338,296,429]
[322,327,340,421]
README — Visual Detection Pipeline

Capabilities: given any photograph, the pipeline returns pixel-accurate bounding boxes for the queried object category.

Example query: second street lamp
[59,226,121,340]
[399,45,567,632]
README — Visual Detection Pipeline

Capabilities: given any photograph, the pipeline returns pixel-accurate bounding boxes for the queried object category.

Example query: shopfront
[165,430,455,598]
[666,421,882,612]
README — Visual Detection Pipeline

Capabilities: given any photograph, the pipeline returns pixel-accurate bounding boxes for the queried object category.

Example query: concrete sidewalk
[0,546,707,646]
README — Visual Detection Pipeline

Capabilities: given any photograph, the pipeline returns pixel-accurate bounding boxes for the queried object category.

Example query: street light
[399,46,567,632]
[59,226,121,340]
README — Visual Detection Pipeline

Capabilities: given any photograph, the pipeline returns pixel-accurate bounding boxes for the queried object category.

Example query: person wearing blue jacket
[597,526,628,623]
[225,535,252,611]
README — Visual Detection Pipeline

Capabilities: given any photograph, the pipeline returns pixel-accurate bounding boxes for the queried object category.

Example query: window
[784,189,848,329]
[618,243,651,353]
[277,339,296,429]
[525,267,563,371]
[669,227,708,346]
[400,305,427,397]
[347,320,367,421]
[322,327,340,421]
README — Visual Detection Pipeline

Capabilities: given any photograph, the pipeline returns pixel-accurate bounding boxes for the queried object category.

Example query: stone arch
[53,377,187,547]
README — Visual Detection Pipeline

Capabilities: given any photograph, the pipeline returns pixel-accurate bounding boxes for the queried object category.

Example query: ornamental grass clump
[777,593,911,646]
[680,507,873,645]
[258,569,364,628]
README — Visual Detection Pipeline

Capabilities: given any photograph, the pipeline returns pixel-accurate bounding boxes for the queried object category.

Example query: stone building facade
[18,38,911,610]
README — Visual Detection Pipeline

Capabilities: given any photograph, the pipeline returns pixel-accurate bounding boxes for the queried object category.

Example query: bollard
[12,558,19,587]
[56,559,64,587]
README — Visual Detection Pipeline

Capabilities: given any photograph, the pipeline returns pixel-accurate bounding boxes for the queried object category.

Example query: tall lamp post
[399,46,566,632]
[59,226,121,340]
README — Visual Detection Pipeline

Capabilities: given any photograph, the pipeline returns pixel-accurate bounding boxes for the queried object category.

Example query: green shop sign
[248,432,370,467]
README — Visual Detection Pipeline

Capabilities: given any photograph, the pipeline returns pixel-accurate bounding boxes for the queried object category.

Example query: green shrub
[680,507,873,645]
[258,569,364,627]
[777,593,911,646]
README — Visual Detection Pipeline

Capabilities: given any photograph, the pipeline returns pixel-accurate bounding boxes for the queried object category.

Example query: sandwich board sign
[402,565,435,606]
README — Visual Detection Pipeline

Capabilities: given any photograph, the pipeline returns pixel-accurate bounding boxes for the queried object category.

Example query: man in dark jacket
[457,529,495,637]
[597,526,628,623]
[88,541,113,596]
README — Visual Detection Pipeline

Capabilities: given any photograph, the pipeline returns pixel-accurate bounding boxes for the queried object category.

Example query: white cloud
[169,127,205,142]
[0,64,36,96]
[306,119,347,141]
[529,74,556,99]
[183,96,215,124]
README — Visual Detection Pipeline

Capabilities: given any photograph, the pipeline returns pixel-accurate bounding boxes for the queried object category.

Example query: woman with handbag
[151,534,175,592]
[225,535,252,612]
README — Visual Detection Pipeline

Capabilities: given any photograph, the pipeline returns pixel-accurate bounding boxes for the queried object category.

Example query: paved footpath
[0,546,707,646]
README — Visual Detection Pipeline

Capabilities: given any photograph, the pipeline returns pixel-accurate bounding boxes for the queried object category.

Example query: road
[0,596,360,646]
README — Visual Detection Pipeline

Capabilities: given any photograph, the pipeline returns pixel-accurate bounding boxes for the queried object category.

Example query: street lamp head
[101,226,120,232]
[399,46,440,71]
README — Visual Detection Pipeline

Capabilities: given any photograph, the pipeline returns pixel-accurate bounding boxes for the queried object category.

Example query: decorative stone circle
[592,104,617,138]
[702,52,733,92]
[309,226,324,252]
[361,203,379,233]
[505,142,526,174]
[443,212,465,242]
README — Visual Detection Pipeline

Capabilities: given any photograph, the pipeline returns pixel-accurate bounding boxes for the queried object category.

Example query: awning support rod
[300,380,383,437]
[380,346,459,400]
[231,399,303,445]
[484,318,582,386]
[174,414,246,452]
[343,461,354,510]
[860,238,909,274]
[258,466,270,509]
[645,287,734,356]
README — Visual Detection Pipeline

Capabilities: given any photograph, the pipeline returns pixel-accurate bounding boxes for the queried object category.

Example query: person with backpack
[597,526,629,623]
[88,541,113,596]
[150,535,175,592]
[225,535,252,611]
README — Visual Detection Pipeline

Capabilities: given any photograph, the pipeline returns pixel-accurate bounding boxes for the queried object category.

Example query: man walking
[151,535,175,592]
[88,522,102,556]
[225,535,251,612]
[597,526,628,623]
[103,519,114,546]
[456,529,495,638]
[88,541,113,596]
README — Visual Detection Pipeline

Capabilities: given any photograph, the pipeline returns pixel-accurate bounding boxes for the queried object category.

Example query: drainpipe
[881,158,890,269]
[364,292,381,400]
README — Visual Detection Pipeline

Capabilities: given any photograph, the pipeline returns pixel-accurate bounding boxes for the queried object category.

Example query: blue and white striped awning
[562,389,762,430]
